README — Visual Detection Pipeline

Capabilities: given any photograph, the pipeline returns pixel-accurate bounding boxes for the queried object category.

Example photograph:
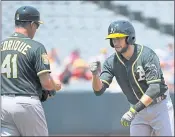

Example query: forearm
[50,76,61,91]
[92,74,103,91]
[140,94,153,107]
[131,84,160,113]
[141,83,160,106]
[40,77,54,91]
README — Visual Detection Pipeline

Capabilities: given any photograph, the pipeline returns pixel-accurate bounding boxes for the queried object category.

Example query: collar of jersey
[9,32,31,39]
[117,44,138,63]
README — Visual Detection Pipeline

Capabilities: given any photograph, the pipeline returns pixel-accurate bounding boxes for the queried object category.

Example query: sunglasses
[31,21,40,29]
[34,22,40,29]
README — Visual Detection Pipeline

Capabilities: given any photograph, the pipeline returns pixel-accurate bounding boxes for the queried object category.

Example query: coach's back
[1,32,50,97]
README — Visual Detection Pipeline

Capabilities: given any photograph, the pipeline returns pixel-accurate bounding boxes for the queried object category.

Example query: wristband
[132,101,146,113]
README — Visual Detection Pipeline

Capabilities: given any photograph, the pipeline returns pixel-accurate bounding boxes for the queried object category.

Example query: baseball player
[89,20,174,136]
[1,6,61,136]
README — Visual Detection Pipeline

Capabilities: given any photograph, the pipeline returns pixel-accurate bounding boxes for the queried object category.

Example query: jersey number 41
[1,54,18,78]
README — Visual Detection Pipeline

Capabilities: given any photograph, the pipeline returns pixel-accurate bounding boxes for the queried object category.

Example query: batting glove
[89,61,101,75]
[120,107,137,127]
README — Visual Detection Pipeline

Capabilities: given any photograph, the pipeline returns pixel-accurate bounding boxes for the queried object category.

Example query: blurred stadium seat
[2,1,174,55]
[113,1,174,24]
[2,1,174,91]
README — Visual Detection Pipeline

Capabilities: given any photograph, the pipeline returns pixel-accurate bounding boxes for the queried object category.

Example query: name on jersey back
[1,40,31,55]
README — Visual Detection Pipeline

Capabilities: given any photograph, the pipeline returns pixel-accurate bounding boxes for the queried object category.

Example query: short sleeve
[143,51,162,84]
[34,45,51,76]
[99,59,114,87]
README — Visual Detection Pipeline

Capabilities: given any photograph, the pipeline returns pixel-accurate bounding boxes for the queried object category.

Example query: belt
[1,94,39,98]
[151,94,167,105]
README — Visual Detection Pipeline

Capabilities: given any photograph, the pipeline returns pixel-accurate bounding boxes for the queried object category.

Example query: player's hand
[52,77,61,91]
[120,107,137,127]
[47,90,56,98]
[89,61,101,75]
[55,83,61,91]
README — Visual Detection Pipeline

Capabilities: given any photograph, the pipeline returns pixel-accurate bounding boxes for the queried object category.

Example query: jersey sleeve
[99,59,114,87]
[34,45,51,76]
[143,51,162,84]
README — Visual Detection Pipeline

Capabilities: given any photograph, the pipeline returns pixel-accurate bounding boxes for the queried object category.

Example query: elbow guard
[145,83,160,99]
[93,83,108,96]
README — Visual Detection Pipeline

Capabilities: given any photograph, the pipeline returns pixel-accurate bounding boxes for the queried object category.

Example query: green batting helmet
[15,6,43,24]
[106,20,136,47]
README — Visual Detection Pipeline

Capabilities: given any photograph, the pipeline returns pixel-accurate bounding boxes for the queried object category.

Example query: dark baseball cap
[15,6,43,24]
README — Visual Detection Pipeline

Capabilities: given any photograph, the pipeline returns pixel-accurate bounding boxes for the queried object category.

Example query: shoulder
[137,44,159,63]
[1,38,10,45]
[24,39,47,53]
[102,53,116,69]
[143,45,156,55]
[104,53,116,65]
[28,39,45,49]
[136,44,157,57]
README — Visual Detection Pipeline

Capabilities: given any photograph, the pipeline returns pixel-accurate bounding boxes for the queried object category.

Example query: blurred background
[1,1,174,136]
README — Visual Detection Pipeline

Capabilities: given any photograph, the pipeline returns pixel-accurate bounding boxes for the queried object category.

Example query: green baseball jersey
[1,32,51,96]
[99,44,168,104]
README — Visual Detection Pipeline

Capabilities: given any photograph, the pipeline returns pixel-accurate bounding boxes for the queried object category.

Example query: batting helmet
[15,6,43,24]
[106,20,135,48]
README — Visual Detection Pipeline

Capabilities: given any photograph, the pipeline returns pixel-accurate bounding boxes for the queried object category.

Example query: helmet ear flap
[110,39,114,48]
[126,36,129,44]
[126,36,135,45]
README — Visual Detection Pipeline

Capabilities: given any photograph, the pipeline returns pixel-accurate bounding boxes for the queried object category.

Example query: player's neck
[15,27,29,38]
[121,45,134,60]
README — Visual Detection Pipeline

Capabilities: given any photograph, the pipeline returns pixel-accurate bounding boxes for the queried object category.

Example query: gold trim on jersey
[101,79,110,86]
[115,52,125,66]
[116,45,144,99]
[147,79,161,84]
[37,70,51,76]
[132,45,144,95]
[115,49,140,100]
